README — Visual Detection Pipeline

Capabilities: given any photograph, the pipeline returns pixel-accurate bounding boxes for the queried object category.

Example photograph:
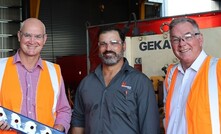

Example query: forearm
[71,127,84,134]
[55,79,72,133]
[53,124,65,133]
[55,109,71,133]
[139,79,160,133]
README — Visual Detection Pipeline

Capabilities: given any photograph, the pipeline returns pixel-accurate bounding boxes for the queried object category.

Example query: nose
[178,38,187,46]
[28,36,37,43]
[105,43,113,50]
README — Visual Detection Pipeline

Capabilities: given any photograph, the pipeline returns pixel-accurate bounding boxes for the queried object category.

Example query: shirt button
[28,111,32,114]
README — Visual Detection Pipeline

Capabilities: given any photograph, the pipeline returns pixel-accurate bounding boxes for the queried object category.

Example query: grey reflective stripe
[0,58,8,92]
[208,57,220,134]
[45,61,60,117]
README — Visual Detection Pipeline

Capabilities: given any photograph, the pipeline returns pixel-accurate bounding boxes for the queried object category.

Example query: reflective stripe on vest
[45,61,59,116]
[208,57,220,134]
[165,64,178,92]
[0,58,60,116]
[0,58,8,94]
[165,57,221,133]
[165,64,178,130]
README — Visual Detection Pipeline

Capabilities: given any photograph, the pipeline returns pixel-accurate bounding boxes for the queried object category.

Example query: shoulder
[125,67,153,87]
[206,57,221,70]
[128,66,148,78]
[78,72,96,84]
[212,57,221,72]
[43,60,59,65]
[42,61,62,77]
[165,63,178,78]
[43,60,61,68]
[216,58,221,66]
[0,57,9,64]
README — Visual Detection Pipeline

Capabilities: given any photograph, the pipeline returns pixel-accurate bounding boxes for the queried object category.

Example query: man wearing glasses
[0,18,71,133]
[164,17,221,134]
[71,26,160,134]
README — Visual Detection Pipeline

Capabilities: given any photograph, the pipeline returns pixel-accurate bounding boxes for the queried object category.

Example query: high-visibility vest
[165,56,221,134]
[0,57,61,134]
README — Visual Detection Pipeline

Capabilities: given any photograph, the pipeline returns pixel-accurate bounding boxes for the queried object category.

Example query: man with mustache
[71,26,160,134]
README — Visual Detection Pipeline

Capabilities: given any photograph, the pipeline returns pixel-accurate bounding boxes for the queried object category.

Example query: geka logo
[139,40,171,51]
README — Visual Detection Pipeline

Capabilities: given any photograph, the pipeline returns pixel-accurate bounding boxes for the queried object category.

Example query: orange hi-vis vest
[0,57,61,134]
[165,56,221,134]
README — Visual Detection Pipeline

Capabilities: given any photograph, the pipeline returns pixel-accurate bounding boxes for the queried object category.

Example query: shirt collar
[177,50,207,73]
[120,58,131,72]
[13,50,43,69]
[191,50,207,71]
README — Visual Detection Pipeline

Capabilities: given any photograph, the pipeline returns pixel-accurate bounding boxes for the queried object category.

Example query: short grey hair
[169,17,200,34]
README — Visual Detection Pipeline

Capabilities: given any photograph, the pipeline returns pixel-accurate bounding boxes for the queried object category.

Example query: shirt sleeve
[163,81,168,105]
[137,75,161,134]
[71,82,85,127]
[54,77,72,133]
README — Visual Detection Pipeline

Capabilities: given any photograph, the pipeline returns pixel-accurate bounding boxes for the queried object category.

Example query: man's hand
[54,124,65,132]
[0,121,10,130]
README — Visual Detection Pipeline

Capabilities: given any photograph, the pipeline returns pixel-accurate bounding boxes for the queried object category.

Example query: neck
[102,59,124,86]
[181,60,193,72]
[19,53,40,71]
[103,59,124,73]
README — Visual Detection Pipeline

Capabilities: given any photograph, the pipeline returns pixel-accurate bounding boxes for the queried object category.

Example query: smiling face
[98,30,126,66]
[17,18,47,58]
[170,22,203,69]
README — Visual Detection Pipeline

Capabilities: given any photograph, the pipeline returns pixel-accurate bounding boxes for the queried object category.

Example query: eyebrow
[171,32,192,38]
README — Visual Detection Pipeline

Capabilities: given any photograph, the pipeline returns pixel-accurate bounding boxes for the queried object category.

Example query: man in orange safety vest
[164,17,221,134]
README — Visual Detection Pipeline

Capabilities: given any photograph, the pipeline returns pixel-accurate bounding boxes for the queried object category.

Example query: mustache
[103,51,116,55]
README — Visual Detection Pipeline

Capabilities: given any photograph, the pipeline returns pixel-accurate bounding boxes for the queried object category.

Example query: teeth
[180,49,189,53]
[105,53,114,56]
[27,46,36,49]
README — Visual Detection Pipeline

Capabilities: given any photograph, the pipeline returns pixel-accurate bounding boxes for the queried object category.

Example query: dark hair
[97,26,126,42]
[169,17,200,33]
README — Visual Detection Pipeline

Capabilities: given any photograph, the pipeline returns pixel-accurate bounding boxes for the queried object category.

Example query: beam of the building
[139,0,145,20]
[30,0,41,18]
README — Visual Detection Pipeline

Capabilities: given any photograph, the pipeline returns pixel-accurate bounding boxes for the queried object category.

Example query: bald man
[0,18,71,133]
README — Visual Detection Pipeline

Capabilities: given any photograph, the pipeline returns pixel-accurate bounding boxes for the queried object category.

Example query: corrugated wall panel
[38,0,138,62]
[39,0,88,62]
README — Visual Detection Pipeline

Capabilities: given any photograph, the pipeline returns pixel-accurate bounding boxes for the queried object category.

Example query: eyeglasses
[170,33,200,45]
[98,40,123,48]
[19,31,45,40]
